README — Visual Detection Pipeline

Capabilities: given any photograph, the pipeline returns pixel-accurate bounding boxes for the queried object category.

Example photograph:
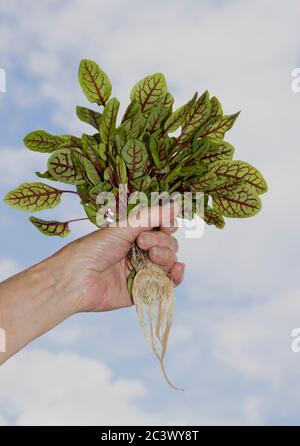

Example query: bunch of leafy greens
[4,59,267,234]
[4,60,268,389]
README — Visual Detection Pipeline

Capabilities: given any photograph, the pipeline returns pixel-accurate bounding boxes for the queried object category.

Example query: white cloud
[2,0,300,135]
[45,326,82,346]
[0,349,156,426]
[166,286,300,425]
[0,148,45,186]
[213,289,300,387]
[0,347,268,426]
[0,258,20,281]
[0,415,9,426]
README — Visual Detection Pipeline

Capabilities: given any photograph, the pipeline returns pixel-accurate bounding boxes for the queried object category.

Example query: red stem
[60,189,95,204]
[67,217,89,224]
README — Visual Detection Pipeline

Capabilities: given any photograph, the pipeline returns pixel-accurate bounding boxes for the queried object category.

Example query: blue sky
[0,0,300,425]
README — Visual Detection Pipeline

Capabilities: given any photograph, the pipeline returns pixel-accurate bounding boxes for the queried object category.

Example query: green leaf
[71,151,100,186]
[121,139,149,179]
[83,202,98,225]
[99,97,120,143]
[190,172,218,191]
[35,170,58,181]
[4,183,62,212]
[196,96,224,136]
[48,149,86,185]
[206,160,268,194]
[200,141,235,164]
[210,96,223,118]
[103,166,113,182]
[161,92,174,112]
[149,134,162,169]
[148,177,160,192]
[89,182,112,200]
[130,73,167,115]
[115,125,128,152]
[78,59,112,106]
[117,116,144,151]
[164,165,182,183]
[146,104,168,133]
[24,131,64,153]
[130,175,152,190]
[124,108,146,139]
[81,134,101,166]
[29,217,71,237]
[178,91,211,143]
[212,183,262,218]
[201,112,240,141]
[179,163,207,179]
[98,142,107,161]
[59,134,82,150]
[203,206,225,229]
[121,101,140,123]
[163,93,197,134]
[76,183,91,199]
[159,178,170,192]
[191,137,209,153]
[83,158,101,186]
[116,155,128,184]
[76,106,102,129]
[156,136,170,165]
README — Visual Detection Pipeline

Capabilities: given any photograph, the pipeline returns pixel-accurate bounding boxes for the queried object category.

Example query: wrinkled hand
[57,205,185,312]
[0,205,185,365]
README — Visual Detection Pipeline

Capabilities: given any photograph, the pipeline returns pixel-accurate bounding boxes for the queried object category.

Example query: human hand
[0,205,184,364]
[55,205,185,313]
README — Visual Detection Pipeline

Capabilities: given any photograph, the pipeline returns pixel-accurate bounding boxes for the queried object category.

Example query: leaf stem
[67,217,90,224]
[60,189,95,204]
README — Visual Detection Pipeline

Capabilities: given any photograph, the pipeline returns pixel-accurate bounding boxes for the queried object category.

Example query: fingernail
[139,233,154,247]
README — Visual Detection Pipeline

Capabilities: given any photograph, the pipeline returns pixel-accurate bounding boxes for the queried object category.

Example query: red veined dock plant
[4,60,268,389]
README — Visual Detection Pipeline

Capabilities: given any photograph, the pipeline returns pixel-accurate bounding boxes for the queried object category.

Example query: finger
[148,246,177,271]
[112,202,181,244]
[170,262,185,287]
[160,218,178,235]
[81,203,181,271]
[137,231,178,253]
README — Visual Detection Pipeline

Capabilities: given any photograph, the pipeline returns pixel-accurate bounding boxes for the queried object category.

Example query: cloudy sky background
[0,0,300,425]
